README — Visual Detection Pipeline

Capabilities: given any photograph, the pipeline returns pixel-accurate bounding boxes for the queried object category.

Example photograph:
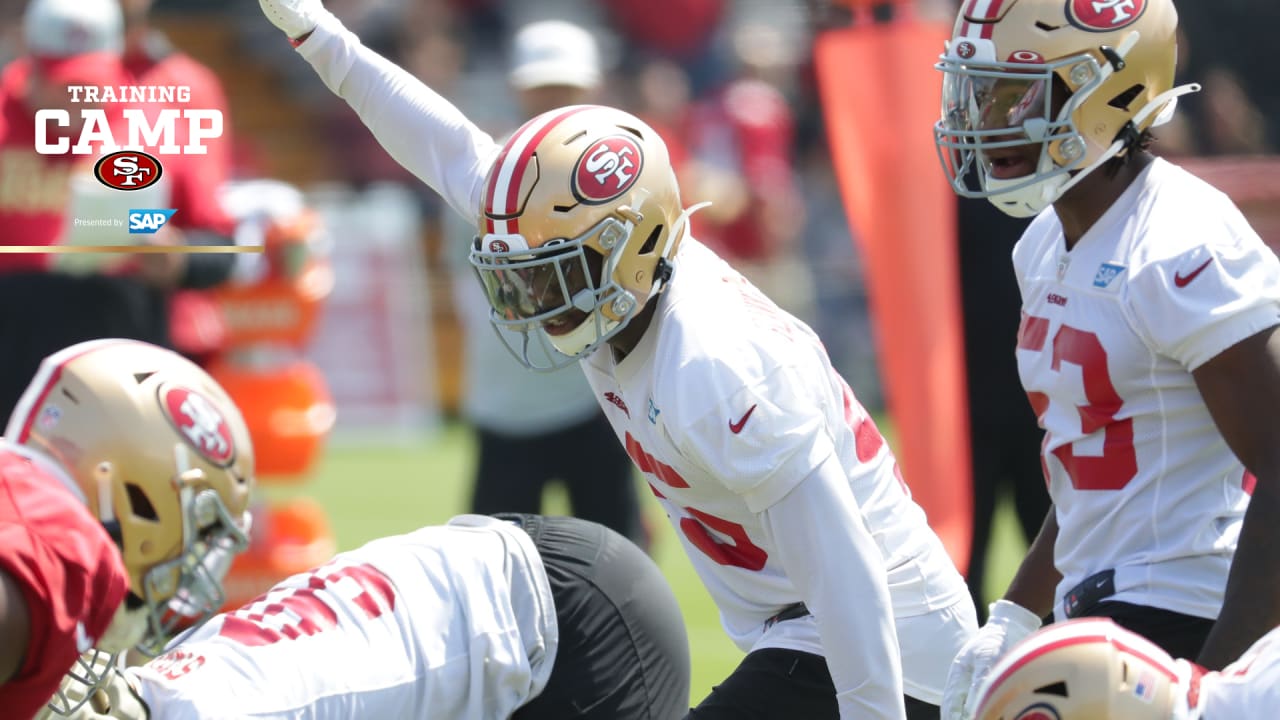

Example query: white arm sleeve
[294,14,500,222]
[762,454,906,720]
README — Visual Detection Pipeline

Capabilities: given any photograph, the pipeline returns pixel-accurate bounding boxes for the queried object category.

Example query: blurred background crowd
[1,0,1278,637]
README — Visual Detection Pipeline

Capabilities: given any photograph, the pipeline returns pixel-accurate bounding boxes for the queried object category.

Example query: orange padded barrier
[815,10,972,571]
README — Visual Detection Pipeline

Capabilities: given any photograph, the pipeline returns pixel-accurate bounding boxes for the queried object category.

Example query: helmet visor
[473,242,595,325]
[935,58,1084,199]
[469,216,633,370]
[943,73,1051,134]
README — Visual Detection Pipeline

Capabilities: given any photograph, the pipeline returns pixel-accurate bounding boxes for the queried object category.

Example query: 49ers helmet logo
[572,135,643,205]
[1066,0,1146,32]
[1014,704,1062,720]
[93,150,164,191]
[160,385,235,467]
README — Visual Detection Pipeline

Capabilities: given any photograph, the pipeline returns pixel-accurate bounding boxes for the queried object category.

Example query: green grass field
[267,420,1028,705]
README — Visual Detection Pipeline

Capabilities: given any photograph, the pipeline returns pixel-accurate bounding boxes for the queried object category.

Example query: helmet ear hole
[125,482,159,522]
[1033,681,1069,697]
[1109,83,1146,111]
[638,225,663,255]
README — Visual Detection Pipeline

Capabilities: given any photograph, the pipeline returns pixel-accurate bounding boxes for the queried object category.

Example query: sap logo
[1093,263,1126,288]
[128,209,178,234]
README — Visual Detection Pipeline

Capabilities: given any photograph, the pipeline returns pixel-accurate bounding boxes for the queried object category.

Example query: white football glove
[258,0,333,41]
[941,600,1042,720]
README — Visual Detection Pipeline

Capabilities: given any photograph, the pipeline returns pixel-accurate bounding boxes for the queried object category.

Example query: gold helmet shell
[7,339,253,656]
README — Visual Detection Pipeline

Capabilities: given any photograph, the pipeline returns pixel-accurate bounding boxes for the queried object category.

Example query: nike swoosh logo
[1174,258,1213,288]
[729,404,757,434]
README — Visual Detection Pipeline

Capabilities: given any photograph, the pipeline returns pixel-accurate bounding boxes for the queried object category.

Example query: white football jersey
[290,18,973,713]
[1012,158,1280,621]
[1199,625,1280,718]
[128,516,557,720]
[581,239,967,648]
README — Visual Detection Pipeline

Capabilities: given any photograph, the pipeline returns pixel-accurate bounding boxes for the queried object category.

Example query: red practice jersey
[0,442,129,720]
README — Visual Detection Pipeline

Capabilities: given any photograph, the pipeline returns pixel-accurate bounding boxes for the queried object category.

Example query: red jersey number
[1017,314,1137,490]
[218,563,395,647]
[627,433,769,571]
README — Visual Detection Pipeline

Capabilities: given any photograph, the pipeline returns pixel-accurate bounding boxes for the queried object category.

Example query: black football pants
[501,514,691,720]
[684,647,939,720]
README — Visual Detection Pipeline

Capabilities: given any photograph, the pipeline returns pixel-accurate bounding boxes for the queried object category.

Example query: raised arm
[260,0,500,221]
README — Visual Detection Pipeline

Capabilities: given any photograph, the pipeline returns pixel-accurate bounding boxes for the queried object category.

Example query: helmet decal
[1014,704,1062,720]
[958,0,1011,39]
[484,106,592,235]
[1008,50,1046,63]
[160,385,236,467]
[572,135,644,205]
[1067,0,1146,32]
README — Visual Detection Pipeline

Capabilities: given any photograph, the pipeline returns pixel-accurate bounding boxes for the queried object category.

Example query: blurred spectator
[0,0,236,419]
[119,0,240,358]
[678,19,812,320]
[445,19,648,550]
[121,0,234,222]
[598,0,728,93]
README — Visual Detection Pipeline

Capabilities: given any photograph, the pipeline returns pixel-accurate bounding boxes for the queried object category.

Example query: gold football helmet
[973,618,1203,720]
[934,0,1199,217]
[469,104,695,370]
[5,339,253,662]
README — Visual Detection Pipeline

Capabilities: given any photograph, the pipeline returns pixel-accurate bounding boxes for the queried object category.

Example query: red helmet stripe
[977,625,1178,711]
[6,339,134,443]
[484,106,591,235]
[959,0,1006,39]
[981,0,1006,38]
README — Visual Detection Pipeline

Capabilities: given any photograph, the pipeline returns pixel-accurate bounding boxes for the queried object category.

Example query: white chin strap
[986,83,1201,219]
[987,167,1069,218]
[546,310,620,357]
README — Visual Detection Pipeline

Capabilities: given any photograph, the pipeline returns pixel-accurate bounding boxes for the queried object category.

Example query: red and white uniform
[292,16,975,718]
[1012,159,1280,622]
[1198,625,1280,718]
[128,515,557,720]
[0,440,130,720]
[583,240,976,713]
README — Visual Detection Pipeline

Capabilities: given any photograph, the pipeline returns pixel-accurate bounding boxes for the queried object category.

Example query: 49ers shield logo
[160,385,235,467]
[93,150,164,191]
[1066,0,1145,32]
[572,135,643,205]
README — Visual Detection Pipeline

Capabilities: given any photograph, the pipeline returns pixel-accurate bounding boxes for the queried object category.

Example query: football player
[257,1,978,718]
[971,617,1280,720]
[0,339,254,719]
[933,1,1280,718]
[46,514,690,720]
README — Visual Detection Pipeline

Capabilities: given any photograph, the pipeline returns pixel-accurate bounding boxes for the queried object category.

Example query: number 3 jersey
[1012,158,1280,621]
[128,516,557,720]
